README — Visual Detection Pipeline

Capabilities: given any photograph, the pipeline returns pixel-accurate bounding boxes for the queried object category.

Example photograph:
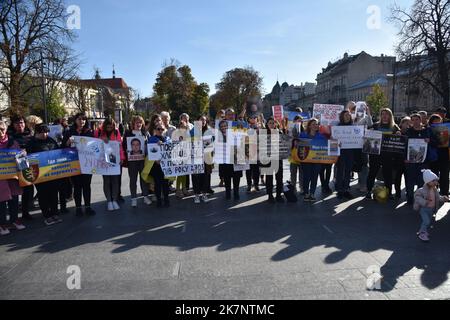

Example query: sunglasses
[156,128,164,131]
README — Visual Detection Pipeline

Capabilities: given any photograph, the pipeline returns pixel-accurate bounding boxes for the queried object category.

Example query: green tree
[366,84,389,116]
[152,63,209,120]
[211,67,263,116]
[30,88,66,122]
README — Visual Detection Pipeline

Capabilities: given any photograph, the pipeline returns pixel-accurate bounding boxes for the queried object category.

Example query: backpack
[283,182,298,203]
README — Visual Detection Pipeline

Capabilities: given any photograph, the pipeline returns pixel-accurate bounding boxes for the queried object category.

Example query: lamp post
[386,57,397,115]
[40,51,48,124]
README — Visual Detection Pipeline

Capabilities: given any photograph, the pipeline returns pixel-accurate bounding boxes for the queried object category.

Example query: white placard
[331,125,365,149]
[147,143,162,161]
[407,139,428,163]
[74,136,121,175]
[313,104,345,126]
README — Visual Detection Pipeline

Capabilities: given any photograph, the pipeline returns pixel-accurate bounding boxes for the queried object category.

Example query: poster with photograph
[147,143,162,161]
[74,136,121,175]
[328,139,341,156]
[127,136,145,161]
[313,104,344,126]
[362,130,383,155]
[331,125,365,149]
[272,105,284,122]
[407,139,428,164]
[48,125,63,143]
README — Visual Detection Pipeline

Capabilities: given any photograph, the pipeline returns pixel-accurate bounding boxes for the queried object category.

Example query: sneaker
[201,194,210,203]
[310,196,317,202]
[12,221,26,231]
[107,202,114,212]
[219,180,224,188]
[112,201,120,211]
[143,196,152,205]
[366,192,372,200]
[247,186,252,194]
[254,186,261,192]
[194,195,201,204]
[0,226,10,236]
[206,189,215,195]
[85,207,96,216]
[418,232,430,242]
[131,198,138,208]
[304,194,311,202]
[75,207,83,217]
[44,218,56,226]
[183,189,192,197]
[53,215,63,224]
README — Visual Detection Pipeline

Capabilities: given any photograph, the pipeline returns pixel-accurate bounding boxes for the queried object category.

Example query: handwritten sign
[331,125,365,149]
[313,104,344,126]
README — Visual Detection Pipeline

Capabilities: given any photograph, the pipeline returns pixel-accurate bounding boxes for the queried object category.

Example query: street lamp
[386,58,397,115]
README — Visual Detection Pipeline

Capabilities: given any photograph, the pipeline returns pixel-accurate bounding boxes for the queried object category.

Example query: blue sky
[70,0,413,97]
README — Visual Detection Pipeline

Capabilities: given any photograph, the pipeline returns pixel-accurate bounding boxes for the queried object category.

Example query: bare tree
[0,0,77,115]
[390,0,450,111]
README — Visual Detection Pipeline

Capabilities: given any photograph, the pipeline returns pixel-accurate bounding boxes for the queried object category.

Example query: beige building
[316,51,395,105]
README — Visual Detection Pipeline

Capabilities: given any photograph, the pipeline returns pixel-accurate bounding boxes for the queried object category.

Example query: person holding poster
[95,118,125,212]
[246,113,261,194]
[217,120,242,201]
[26,124,62,226]
[299,119,325,203]
[334,110,356,200]
[192,115,214,204]
[405,114,434,205]
[123,116,151,208]
[261,118,285,203]
[8,115,34,221]
[0,121,25,236]
[62,113,96,217]
[148,125,172,208]
[347,101,372,193]
[428,115,450,196]
[366,108,400,200]
[174,120,191,199]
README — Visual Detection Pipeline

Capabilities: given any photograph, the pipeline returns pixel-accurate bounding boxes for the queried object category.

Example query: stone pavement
[1,166,449,300]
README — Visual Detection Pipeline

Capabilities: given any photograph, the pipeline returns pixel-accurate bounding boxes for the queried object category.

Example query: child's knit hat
[422,169,439,185]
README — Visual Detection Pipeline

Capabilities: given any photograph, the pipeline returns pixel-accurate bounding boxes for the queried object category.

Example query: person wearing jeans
[148,125,171,208]
[95,118,126,212]
[62,113,96,217]
[300,119,325,202]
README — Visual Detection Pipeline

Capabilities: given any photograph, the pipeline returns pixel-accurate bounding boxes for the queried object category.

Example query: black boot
[75,207,83,217]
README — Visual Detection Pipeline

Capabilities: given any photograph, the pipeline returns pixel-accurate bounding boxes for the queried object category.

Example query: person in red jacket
[95,118,125,212]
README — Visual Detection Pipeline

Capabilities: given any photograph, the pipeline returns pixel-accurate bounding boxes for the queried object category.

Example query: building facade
[316,51,395,105]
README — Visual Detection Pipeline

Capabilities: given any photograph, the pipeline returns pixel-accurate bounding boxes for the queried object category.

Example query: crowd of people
[1,102,449,242]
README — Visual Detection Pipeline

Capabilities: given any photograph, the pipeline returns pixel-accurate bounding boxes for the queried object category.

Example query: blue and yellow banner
[0,149,22,181]
[18,148,81,187]
[293,138,338,164]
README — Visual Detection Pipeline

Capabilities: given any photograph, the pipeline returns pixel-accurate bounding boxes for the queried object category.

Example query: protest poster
[352,101,367,121]
[127,136,145,161]
[362,130,383,155]
[313,104,344,126]
[431,123,450,148]
[18,149,80,187]
[381,135,407,155]
[272,105,284,122]
[0,149,22,181]
[74,136,121,175]
[48,125,63,143]
[279,134,293,160]
[160,141,204,177]
[408,139,428,164]
[147,143,162,161]
[331,125,365,149]
[328,139,341,156]
[293,138,339,164]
